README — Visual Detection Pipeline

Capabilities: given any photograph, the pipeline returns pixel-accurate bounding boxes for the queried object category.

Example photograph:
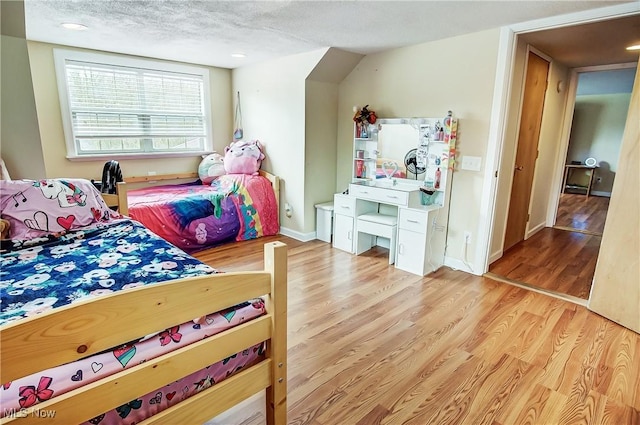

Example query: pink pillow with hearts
[0,179,118,241]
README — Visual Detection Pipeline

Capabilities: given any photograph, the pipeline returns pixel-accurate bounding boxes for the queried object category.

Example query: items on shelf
[353,105,377,139]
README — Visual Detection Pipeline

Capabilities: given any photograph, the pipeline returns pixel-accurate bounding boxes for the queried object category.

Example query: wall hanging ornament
[233,91,243,140]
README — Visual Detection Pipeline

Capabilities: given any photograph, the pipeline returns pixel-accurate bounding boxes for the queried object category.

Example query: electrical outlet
[464,231,472,244]
[284,203,293,218]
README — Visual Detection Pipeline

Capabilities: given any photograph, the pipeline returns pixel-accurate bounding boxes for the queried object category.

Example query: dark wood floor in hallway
[488,227,601,300]
[195,235,638,425]
[488,192,609,300]
[555,193,610,235]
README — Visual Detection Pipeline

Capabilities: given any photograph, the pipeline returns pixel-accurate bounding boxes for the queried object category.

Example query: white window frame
[54,48,214,160]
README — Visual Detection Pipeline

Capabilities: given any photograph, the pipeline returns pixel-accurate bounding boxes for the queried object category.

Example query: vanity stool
[355,213,398,264]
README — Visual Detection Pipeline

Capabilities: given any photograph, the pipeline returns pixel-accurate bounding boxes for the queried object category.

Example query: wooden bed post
[100,182,128,216]
[116,181,128,216]
[264,241,287,425]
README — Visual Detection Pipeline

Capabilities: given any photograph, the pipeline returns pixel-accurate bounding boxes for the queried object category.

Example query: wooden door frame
[476,2,639,275]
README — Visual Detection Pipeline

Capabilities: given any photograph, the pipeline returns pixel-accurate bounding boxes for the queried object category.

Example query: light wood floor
[195,236,640,425]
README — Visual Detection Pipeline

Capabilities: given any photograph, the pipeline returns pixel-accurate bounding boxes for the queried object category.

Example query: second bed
[124,171,280,253]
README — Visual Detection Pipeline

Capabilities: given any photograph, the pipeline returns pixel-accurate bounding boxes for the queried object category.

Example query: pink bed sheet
[81,342,264,425]
[1,300,266,419]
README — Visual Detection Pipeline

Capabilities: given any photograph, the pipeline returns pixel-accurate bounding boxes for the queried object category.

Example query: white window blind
[55,50,212,158]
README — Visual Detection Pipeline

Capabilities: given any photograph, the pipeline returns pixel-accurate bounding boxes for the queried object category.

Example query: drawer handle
[387,195,399,199]
[406,219,419,224]
[361,191,369,194]
[348,230,352,241]
[398,243,404,255]
[341,205,351,209]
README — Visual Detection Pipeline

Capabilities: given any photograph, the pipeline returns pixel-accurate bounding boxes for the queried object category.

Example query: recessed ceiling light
[626,44,640,51]
[61,23,88,31]
[231,52,247,58]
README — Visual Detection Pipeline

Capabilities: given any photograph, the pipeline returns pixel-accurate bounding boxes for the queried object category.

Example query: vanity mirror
[374,118,439,181]
[351,114,457,206]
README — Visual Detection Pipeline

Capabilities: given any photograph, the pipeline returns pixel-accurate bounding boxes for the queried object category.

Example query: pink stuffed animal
[223,140,265,175]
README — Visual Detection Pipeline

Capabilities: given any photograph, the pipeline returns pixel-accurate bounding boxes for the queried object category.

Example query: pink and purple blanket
[127,174,279,252]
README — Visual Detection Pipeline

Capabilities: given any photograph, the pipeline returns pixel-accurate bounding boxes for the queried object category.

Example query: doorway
[489,63,636,302]
[553,67,635,236]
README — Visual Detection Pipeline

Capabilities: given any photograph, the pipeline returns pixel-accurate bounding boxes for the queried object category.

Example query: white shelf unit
[415,118,457,208]
[352,124,379,181]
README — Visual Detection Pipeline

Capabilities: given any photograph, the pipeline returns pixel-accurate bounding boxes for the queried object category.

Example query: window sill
[66,151,214,161]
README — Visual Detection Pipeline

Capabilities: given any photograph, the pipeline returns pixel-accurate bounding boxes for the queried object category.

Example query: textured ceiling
[23,0,638,69]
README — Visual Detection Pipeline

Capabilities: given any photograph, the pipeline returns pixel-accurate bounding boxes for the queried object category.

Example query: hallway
[488,194,609,302]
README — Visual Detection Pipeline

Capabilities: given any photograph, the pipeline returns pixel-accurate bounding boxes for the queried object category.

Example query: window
[54,49,213,159]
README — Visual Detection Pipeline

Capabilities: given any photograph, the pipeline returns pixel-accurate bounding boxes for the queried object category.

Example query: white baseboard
[525,221,545,240]
[444,256,480,276]
[279,227,316,242]
[489,248,503,264]
[590,190,611,198]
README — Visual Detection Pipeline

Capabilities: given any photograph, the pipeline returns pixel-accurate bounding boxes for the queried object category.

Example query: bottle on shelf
[356,160,366,178]
[361,123,368,138]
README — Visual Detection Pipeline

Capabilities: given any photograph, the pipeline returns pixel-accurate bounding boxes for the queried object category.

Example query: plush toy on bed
[223,139,265,175]
[0,218,10,240]
[198,153,226,185]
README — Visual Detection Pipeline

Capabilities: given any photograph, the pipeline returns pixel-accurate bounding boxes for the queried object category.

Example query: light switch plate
[461,155,482,171]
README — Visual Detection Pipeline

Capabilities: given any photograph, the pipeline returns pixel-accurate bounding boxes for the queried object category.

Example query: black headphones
[100,160,123,194]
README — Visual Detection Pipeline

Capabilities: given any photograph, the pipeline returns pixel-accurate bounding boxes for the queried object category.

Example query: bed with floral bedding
[0,178,287,425]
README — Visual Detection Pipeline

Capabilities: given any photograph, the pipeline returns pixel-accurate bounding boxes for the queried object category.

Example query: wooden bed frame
[0,190,287,425]
[109,170,280,217]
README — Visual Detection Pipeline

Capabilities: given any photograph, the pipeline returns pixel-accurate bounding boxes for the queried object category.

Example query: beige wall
[338,28,501,270]
[567,92,631,194]
[1,35,46,179]
[25,41,233,180]
[305,80,338,233]
[232,49,325,233]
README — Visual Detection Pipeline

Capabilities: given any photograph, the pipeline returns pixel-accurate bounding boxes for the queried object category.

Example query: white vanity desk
[333,179,447,276]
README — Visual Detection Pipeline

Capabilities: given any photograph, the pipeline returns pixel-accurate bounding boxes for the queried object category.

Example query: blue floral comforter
[0,219,217,325]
